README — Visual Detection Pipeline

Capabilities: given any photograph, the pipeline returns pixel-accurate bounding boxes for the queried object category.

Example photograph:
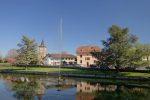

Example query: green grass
[0,63,150,77]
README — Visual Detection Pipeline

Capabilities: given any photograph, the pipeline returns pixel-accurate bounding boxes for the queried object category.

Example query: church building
[38,40,47,63]
[38,40,76,66]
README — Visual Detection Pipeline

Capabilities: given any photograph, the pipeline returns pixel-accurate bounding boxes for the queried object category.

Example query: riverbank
[0,63,150,81]
[0,70,150,81]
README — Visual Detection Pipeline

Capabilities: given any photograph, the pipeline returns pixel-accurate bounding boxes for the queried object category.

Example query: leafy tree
[16,35,38,67]
[139,44,150,68]
[92,25,138,71]
[140,44,150,61]
[126,44,144,68]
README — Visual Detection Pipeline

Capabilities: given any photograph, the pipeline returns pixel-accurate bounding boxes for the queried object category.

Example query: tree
[5,49,18,64]
[126,44,144,68]
[139,44,150,68]
[0,52,3,63]
[92,25,138,71]
[140,44,150,61]
[16,35,38,67]
[6,48,18,58]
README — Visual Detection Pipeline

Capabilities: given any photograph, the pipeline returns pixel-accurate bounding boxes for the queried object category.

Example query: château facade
[76,46,101,67]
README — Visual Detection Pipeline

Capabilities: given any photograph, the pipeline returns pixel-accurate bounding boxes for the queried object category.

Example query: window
[80,90,82,92]
[87,87,90,90]
[85,57,90,60]
[80,83,82,87]
[80,60,82,63]
[80,55,82,58]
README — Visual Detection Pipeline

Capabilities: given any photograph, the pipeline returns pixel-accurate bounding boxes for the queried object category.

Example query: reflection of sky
[0,74,150,100]
[0,80,16,100]
[35,88,76,100]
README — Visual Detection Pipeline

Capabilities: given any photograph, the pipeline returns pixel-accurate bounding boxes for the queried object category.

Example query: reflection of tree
[93,86,150,100]
[11,78,45,100]
[76,82,150,100]
[12,81,38,100]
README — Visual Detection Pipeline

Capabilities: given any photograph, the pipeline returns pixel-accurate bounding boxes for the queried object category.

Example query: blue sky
[0,0,150,56]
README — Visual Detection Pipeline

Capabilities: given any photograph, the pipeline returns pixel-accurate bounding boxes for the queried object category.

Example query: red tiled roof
[46,53,76,59]
[76,46,101,54]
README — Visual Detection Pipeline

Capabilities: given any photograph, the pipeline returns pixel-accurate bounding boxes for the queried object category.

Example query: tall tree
[126,44,144,68]
[5,49,18,64]
[16,35,38,66]
[140,44,150,61]
[6,48,18,58]
[92,25,138,71]
[0,52,3,63]
[139,44,150,68]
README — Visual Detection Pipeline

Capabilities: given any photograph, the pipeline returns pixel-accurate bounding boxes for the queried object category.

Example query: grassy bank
[0,63,150,77]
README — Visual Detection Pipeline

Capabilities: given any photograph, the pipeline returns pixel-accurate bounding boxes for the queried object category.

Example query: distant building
[76,46,101,67]
[43,53,76,66]
[38,40,47,62]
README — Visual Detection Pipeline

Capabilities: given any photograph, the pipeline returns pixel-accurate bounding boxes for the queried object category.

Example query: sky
[0,0,150,56]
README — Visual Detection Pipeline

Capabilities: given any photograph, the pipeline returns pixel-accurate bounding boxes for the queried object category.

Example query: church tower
[38,40,47,61]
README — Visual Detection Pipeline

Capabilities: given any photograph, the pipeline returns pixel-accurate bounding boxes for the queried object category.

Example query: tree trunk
[25,65,27,70]
[115,66,120,72]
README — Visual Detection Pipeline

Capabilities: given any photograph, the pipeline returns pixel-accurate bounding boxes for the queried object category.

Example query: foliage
[0,53,4,63]
[5,57,16,64]
[12,80,39,99]
[6,48,18,58]
[16,35,38,66]
[92,25,141,71]
[94,86,150,100]
[139,44,150,67]
[127,44,150,68]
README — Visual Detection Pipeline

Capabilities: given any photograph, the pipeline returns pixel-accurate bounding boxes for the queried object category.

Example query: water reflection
[76,82,150,100]
[5,76,45,100]
[0,74,149,100]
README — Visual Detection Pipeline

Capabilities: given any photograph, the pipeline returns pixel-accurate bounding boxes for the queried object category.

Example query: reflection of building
[76,82,117,100]
[38,40,47,61]
[77,82,117,93]
[77,82,99,93]
[76,82,97,100]
[76,46,101,67]
[43,53,76,66]
[76,93,95,100]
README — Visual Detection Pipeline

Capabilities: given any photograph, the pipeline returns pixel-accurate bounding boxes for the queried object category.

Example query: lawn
[0,63,150,77]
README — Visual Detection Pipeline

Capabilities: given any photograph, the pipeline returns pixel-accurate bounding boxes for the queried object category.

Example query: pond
[0,74,149,100]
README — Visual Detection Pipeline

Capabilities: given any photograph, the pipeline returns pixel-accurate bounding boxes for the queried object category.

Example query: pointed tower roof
[39,40,46,47]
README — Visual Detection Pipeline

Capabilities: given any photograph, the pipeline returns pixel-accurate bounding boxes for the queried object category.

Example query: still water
[0,74,149,100]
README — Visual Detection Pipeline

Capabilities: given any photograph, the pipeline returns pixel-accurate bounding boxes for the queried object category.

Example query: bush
[5,57,16,64]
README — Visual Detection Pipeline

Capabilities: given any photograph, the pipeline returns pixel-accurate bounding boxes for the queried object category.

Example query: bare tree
[6,48,18,58]
[0,52,3,63]
[5,49,18,64]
